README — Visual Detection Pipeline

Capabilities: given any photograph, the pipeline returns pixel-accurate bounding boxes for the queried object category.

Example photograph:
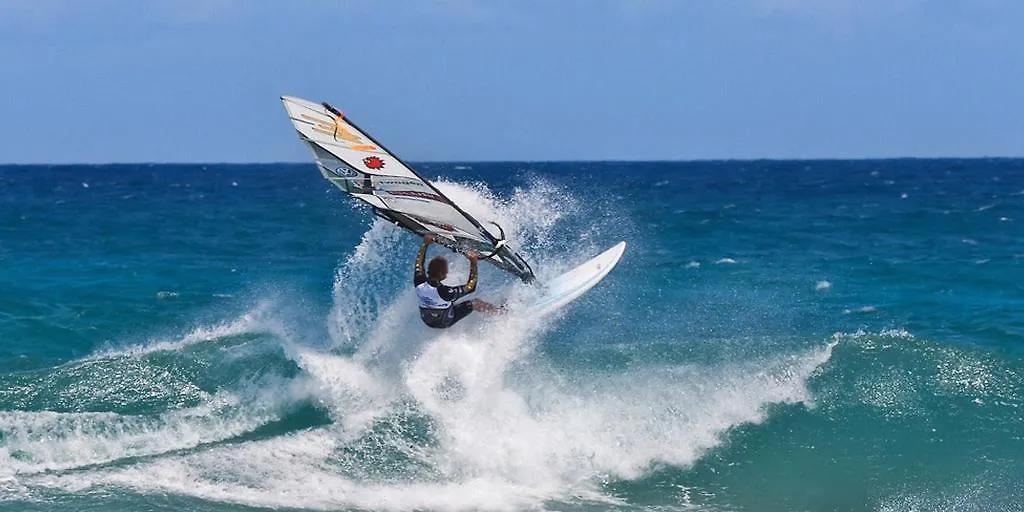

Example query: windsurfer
[413,234,503,328]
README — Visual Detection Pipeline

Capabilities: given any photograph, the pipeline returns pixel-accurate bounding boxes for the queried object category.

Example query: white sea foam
[327,220,407,347]
[715,258,737,264]
[815,280,832,290]
[878,328,914,339]
[434,177,584,267]
[7,179,838,511]
[0,387,293,478]
[24,331,836,511]
[842,305,877,314]
[830,328,913,352]
[91,300,284,358]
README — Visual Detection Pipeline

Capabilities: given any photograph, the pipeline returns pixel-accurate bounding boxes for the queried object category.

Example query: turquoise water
[1,160,1022,511]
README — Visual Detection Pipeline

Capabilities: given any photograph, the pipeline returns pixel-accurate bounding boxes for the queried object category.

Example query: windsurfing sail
[280,96,535,283]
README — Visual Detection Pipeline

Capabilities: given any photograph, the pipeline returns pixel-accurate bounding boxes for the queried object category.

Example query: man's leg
[447,301,476,327]
[445,301,504,328]
[470,299,504,314]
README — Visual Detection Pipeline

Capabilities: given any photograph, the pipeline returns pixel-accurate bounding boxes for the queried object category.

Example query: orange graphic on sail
[302,113,378,152]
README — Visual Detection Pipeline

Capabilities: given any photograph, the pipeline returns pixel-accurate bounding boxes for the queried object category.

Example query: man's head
[427,256,448,281]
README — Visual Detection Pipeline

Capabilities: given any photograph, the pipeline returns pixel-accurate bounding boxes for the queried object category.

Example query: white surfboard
[524,242,626,316]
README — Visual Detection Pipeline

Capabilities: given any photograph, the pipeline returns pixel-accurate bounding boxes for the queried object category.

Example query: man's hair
[427,256,448,280]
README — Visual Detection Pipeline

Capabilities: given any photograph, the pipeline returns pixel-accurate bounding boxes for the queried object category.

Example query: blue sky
[1,0,1022,163]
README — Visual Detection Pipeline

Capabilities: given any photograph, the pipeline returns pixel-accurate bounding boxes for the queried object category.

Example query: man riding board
[413,234,502,328]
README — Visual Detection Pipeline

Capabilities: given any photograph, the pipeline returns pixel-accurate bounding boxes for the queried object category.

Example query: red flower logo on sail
[363,156,385,170]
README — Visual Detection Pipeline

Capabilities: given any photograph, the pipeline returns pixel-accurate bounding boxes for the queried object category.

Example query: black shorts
[420,302,474,329]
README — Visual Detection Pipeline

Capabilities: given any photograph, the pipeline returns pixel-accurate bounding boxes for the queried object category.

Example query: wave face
[1,160,1023,511]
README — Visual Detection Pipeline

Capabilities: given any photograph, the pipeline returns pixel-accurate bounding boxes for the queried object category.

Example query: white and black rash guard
[413,240,477,328]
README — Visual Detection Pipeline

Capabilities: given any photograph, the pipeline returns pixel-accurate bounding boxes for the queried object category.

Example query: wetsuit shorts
[419,302,474,329]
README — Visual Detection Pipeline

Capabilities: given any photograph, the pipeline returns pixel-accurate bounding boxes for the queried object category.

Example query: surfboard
[524,242,626,316]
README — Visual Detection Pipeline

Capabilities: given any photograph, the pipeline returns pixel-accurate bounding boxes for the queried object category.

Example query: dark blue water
[1,160,1023,511]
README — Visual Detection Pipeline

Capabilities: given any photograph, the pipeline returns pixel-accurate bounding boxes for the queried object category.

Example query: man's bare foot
[471,299,504,314]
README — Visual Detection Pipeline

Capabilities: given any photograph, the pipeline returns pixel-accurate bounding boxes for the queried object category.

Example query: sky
[0,0,1022,163]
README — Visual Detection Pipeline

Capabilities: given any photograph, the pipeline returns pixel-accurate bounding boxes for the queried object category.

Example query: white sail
[281,96,535,282]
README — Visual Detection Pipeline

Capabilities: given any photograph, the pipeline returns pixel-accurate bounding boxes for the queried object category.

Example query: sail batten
[281,96,535,283]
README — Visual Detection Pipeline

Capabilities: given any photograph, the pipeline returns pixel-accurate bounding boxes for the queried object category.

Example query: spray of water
[3,178,837,511]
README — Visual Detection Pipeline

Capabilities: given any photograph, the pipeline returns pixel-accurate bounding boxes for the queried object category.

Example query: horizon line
[2,155,1023,167]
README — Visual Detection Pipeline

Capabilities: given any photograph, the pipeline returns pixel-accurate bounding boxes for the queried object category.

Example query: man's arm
[463,252,478,294]
[413,235,433,285]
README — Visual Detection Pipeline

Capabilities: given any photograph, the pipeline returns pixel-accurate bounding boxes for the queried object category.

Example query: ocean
[1,160,1022,511]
